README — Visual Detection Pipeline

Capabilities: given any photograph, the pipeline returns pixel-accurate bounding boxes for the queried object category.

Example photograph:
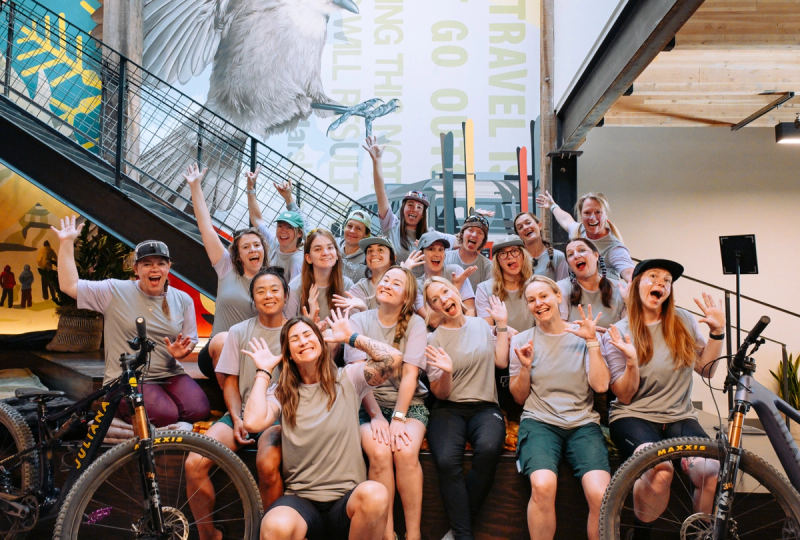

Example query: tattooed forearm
[357,335,401,386]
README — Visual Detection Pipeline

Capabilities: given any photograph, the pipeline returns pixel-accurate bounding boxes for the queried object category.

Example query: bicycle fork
[131,392,166,535]
[712,397,749,539]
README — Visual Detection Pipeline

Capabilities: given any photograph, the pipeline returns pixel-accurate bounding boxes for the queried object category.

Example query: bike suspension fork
[132,393,165,534]
[712,400,748,539]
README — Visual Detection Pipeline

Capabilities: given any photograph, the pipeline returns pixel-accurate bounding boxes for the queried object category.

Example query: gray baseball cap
[491,235,524,253]
[417,231,450,251]
[134,240,170,262]
[358,236,395,253]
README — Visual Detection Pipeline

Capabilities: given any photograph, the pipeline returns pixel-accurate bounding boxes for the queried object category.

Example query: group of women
[48,137,727,540]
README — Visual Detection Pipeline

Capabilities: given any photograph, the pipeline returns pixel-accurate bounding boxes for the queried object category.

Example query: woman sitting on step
[52,216,209,428]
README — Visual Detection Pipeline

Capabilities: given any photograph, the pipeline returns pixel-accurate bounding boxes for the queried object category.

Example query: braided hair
[566,238,613,309]
[162,278,171,318]
[386,266,418,378]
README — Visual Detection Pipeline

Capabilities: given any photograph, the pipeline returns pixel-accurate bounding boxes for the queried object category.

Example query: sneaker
[440,529,455,540]
[168,421,195,432]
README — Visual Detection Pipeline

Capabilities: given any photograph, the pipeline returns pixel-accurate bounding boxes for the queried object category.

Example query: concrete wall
[577,126,800,413]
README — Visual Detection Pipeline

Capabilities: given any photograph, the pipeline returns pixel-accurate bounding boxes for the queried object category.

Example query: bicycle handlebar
[136,317,147,341]
[732,316,771,372]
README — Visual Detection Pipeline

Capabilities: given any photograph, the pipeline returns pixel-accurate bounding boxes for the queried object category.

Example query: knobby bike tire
[0,402,39,540]
[54,430,262,540]
[599,436,800,540]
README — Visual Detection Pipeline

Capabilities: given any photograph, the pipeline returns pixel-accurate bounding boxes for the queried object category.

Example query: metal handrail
[0,0,381,240]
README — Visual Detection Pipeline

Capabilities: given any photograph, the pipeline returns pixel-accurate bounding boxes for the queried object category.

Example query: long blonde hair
[378,266,418,377]
[573,192,624,242]
[276,317,339,428]
[301,230,346,314]
[491,246,534,301]
[626,274,699,369]
[422,276,465,325]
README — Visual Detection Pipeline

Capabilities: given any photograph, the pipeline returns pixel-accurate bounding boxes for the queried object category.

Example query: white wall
[578,126,800,413]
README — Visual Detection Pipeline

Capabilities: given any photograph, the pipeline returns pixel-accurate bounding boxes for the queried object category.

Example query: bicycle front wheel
[599,436,800,540]
[0,402,39,540]
[54,430,262,540]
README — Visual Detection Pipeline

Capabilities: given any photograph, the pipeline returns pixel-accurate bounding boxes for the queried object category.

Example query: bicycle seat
[15,388,65,402]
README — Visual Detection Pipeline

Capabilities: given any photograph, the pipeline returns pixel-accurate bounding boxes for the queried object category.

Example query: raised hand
[390,417,412,452]
[245,165,262,191]
[694,292,725,334]
[182,163,208,188]
[241,337,281,372]
[425,346,453,373]
[302,284,321,323]
[535,190,555,209]
[474,208,496,218]
[323,308,355,344]
[564,304,602,341]
[50,215,84,244]
[487,295,508,327]
[513,338,534,369]
[400,250,424,270]
[362,135,385,161]
[608,325,636,364]
[232,417,255,446]
[452,267,477,291]
[164,333,193,359]
[618,279,630,300]
[273,177,293,202]
[332,292,367,313]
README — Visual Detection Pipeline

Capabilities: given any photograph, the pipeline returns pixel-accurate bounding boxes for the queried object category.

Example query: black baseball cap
[632,259,684,281]
[134,240,171,262]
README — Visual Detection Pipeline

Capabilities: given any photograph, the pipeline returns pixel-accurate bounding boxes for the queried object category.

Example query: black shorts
[196,341,220,389]
[609,416,710,459]
[267,489,354,540]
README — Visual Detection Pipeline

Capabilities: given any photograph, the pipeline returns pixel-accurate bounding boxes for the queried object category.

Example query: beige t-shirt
[556,277,626,330]
[348,278,380,311]
[268,363,371,502]
[285,275,355,320]
[426,317,498,404]
[475,278,535,333]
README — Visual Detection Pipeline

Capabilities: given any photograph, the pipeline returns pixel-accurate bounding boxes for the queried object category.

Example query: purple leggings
[119,374,210,428]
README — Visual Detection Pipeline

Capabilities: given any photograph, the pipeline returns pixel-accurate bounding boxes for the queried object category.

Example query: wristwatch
[392,411,406,422]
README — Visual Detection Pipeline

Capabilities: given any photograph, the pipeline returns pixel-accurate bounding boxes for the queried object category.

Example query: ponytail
[162,278,171,318]
[545,243,556,275]
[598,256,613,308]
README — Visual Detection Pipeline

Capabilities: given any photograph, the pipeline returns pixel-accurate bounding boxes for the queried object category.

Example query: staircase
[0,0,378,298]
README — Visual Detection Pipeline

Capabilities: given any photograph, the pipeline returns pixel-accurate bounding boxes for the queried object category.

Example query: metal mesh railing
[0,0,379,238]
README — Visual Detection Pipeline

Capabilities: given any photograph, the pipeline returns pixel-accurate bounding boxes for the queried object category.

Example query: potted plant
[45,220,134,352]
[770,353,800,442]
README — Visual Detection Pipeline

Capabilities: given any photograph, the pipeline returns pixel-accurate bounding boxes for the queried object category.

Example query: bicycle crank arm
[0,495,32,519]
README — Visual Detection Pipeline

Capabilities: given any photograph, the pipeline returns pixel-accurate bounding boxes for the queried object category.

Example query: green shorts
[214,412,264,441]
[516,418,610,478]
[358,404,429,427]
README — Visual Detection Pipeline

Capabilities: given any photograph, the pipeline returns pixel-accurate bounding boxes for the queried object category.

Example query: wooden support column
[539,0,556,242]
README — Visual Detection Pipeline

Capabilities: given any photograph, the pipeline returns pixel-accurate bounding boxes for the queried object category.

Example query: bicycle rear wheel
[599,436,800,540]
[54,430,262,540]
[0,402,39,540]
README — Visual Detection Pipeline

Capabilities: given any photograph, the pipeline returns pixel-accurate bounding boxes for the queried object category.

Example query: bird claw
[317,98,400,137]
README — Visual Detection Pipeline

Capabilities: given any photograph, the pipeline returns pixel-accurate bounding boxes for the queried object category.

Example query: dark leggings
[119,374,210,427]
[426,401,506,540]
[609,416,710,459]
[196,340,220,390]
[1,288,12,308]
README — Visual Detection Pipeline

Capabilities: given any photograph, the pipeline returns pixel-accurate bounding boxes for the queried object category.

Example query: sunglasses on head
[463,215,489,228]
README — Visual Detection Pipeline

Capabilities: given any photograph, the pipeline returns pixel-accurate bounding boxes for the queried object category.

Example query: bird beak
[333,0,359,14]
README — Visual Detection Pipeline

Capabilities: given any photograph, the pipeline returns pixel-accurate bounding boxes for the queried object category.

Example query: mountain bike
[0,317,262,539]
[600,316,800,540]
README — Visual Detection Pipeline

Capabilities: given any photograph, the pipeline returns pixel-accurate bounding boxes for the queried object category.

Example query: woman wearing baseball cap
[52,216,209,428]
[600,259,725,535]
[337,208,373,282]
[445,213,493,291]
[334,236,397,312]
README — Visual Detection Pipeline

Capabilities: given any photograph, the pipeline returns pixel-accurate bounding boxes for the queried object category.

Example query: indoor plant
[770,353,800,441]
[45,220,134,352]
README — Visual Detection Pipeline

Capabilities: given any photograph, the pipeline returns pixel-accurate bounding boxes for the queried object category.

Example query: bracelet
[256,368,272,379]
[586,340,600,349]
[550,203,559,212]
[246,189,256,194]
[708,332,725,341]
[348,333,360,348]
[496,327,507,333]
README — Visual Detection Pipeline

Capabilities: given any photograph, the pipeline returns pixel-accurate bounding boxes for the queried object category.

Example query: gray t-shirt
[337,238,367,283]
[344,310,428,407]
[380,211,456,277]
[568,223,634,281]
[531,248,569,281]
[215,317,283,415]
[348,278,380,311]
[415,265,475,311]
[211,251,257,336]
[77,279,197,384]
[256,222,304,283]
[556,277,626,330]
[444,250,493,291]
[267,363,371,502]
[284,274,354,320]
[427,317,498,404]
[510,326,598,429]
[475,278,534,333]
[601,309,706,424]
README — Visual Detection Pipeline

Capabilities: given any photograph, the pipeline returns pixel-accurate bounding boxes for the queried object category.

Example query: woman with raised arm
[444,213,493,291]
[242,311,403,540]
[536,191,635,282]
[363,136,456,272]
[513,212,568,281]
[423,277,509,540]
[344,266,427,540]
[186,163,270,390]
[509,276,611,540]
[558,238,627,331]
[185,267,288,540]
[475,235,535,334]
[600,259,725,538]
[53,217,209,427]
[246,167,305,282]
[333,236,397,313]
[284,229,354,322]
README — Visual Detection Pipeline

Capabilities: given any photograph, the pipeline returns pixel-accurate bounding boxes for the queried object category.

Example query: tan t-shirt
[426,317,498,404]
[475,278,535,333]
[268,363,371,502]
